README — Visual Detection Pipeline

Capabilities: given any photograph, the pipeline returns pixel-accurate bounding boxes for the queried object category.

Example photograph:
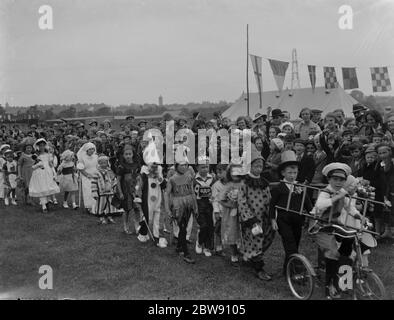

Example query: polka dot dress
[238,182,276,261]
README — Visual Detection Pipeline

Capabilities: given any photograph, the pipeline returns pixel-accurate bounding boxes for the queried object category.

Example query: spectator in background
[264,138,284,182]
[295,107,321,140]
[268,126,280,141]
[333,109,346,131]
[236,116,249,131]
[348,142,365,177]
[383,112,394,138]
[343,118,357,135]
[353,103,368,127]
[282,111,290,122]
[323,112,340,134]
[311,109,324,129]
[358,110,383,140]
[294,139,315,185]
[269,109,284,128]
[279,121,295,137]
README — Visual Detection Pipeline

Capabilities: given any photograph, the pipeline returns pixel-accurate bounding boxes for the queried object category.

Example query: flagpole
[246,24,250,117]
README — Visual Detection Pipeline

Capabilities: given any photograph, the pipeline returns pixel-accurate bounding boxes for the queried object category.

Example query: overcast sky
[1,0,393,106]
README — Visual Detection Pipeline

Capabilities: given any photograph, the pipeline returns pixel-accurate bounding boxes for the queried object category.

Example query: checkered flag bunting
[370,67,391,92]
[324,67,338,89]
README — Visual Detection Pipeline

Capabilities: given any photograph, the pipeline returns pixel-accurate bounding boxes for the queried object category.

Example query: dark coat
[269,181,313,220]
[298,154,315,183]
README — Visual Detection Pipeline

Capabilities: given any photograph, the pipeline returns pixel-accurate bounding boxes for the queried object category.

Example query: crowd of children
[1,103,394,299]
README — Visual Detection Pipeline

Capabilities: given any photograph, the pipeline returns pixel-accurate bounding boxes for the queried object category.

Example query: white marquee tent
[222,86,358,120]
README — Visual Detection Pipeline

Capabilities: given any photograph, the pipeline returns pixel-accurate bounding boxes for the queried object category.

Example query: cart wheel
[353,270,387,300]
[286,254,315,300]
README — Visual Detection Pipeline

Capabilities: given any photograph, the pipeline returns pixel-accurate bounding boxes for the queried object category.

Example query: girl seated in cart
[308,162,355,299]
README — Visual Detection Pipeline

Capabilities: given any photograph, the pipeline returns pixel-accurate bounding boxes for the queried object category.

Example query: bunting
[308,65,316,91]
[342,67,359,89]
[246,53,392,94]
[323,67,338,89]
[370,67,391,92]
[249,54,263,109]
[268,59,289,92]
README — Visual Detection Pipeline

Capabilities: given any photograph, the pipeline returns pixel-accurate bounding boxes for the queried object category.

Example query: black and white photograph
[0,0,393,305]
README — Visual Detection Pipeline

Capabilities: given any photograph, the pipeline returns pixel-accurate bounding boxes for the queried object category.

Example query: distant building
[158,95,163,107]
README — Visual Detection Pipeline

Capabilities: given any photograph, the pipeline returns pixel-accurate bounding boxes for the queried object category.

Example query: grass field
[1,203,393,300]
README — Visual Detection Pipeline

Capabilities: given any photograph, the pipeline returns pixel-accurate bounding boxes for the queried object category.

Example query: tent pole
[246,24,250,117]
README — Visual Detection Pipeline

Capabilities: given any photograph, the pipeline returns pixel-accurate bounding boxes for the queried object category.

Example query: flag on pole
[268,59,289,92]
[323,67,338,89]
[370,67,391,92]
[308,65,316,91]
[249,54,263,109]
[342,67,359,89]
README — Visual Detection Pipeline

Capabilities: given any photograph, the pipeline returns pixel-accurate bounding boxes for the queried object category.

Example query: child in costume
[238,151,276,281]
[3,149,18,206]
[116,144,142,235]
[194,156,216,257]
[167,147,195,244]
[47,143,59,205]
[219,162,243,265]
[165,152,198,264]
[270,150,313,275]
[57,149,79,209]
[29,139,60,213]
[92,154,117,224]
[309,162,354,299]
[0,144,11,202]
[17,138,35,205]
[138,137,167,246]
[77,142,98,214]
[211,163,228,256]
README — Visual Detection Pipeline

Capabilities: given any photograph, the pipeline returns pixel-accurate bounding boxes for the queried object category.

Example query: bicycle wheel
[286,254,315,300]
[353,270,387,300]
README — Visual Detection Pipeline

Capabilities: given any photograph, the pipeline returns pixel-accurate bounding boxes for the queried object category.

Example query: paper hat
[279,121,294,131]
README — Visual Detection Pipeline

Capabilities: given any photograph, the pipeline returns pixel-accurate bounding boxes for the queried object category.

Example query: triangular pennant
[308,65,316,91]
[268,59,289,92]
